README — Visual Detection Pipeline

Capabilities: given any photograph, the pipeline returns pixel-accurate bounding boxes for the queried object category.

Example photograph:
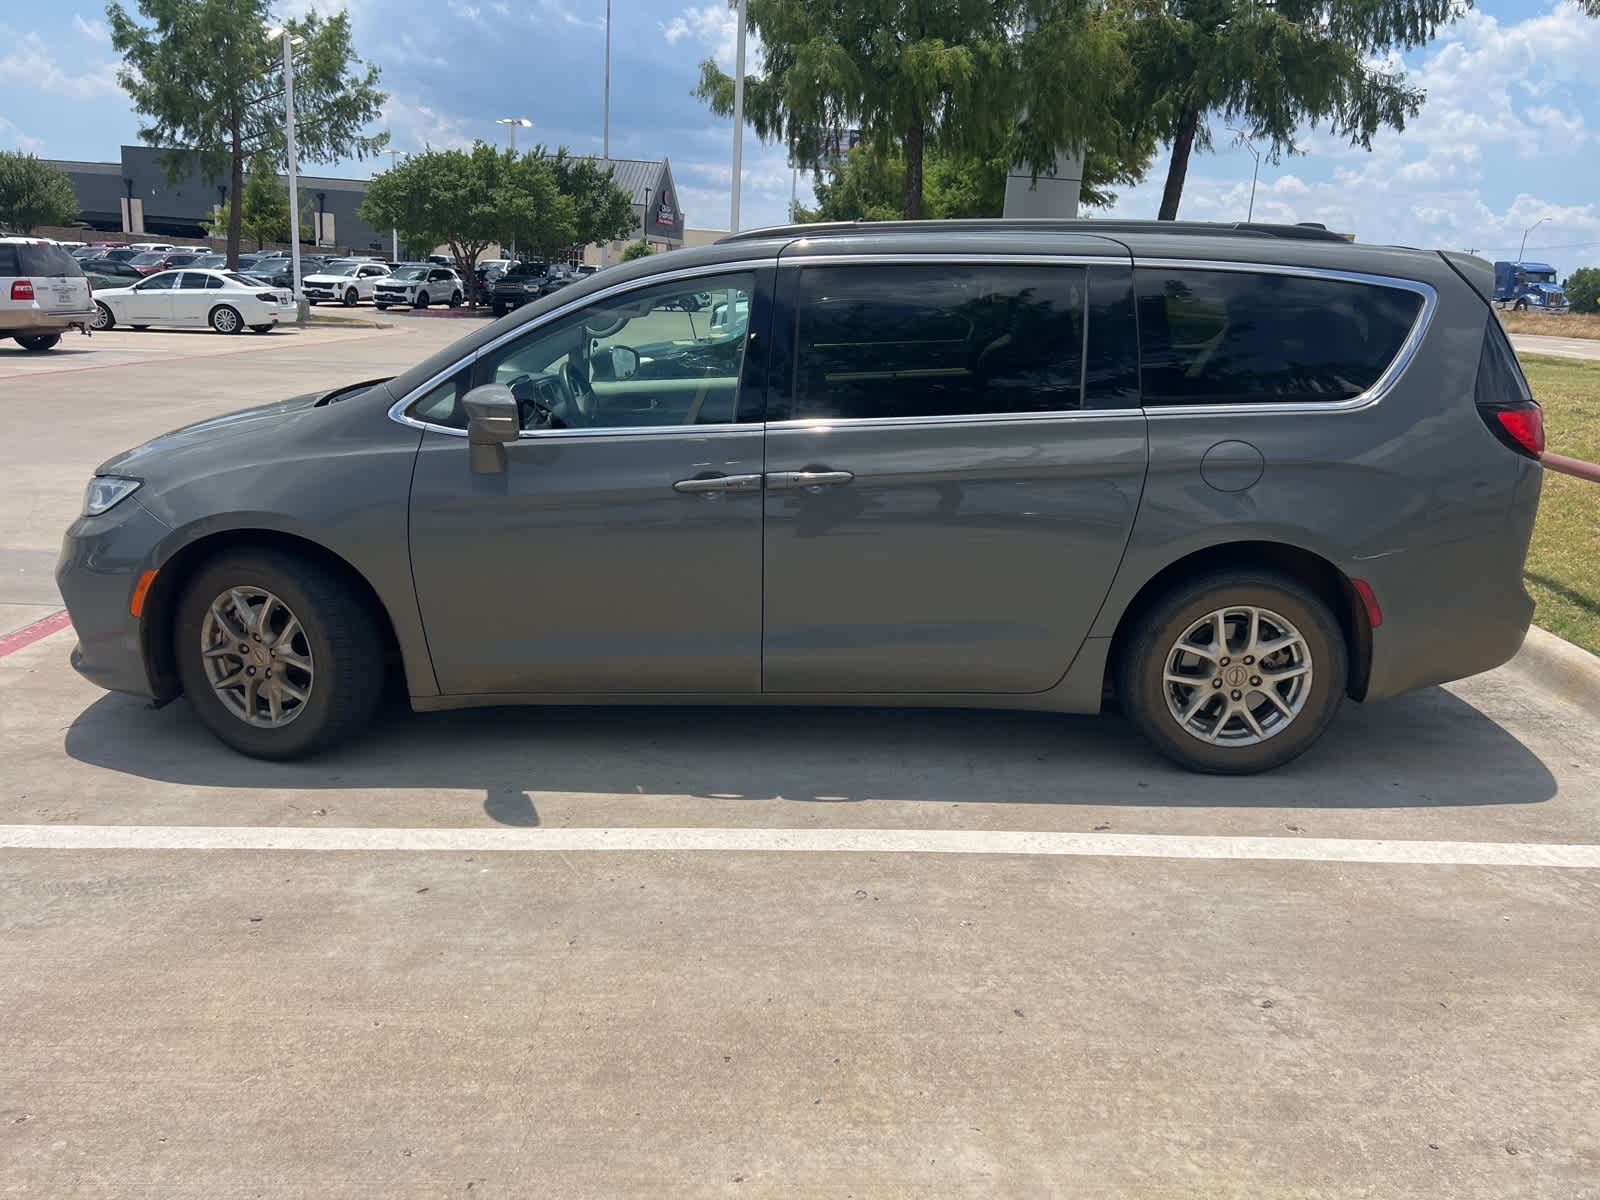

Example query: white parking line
[2,825,1598,868]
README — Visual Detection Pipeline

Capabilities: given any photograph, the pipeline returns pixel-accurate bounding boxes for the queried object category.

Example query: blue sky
[3,0,1599,275]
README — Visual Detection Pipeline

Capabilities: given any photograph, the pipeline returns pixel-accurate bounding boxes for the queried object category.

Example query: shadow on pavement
[61,681,1558,825]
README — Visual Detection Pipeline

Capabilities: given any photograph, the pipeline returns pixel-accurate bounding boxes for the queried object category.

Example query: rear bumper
[55,497,170,699]
[1,305,97,335]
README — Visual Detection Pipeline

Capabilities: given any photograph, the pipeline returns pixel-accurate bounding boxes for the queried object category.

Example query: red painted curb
[0,610,73,658]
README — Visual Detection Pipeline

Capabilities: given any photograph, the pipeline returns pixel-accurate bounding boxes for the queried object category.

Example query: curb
[1505,625,1600,713]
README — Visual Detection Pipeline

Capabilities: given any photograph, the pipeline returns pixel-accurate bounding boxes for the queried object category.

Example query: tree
[107,0,386,266]
[545,151,637,248]
[1565,267,1600,315]
[695,0,1132,220]
[0,152,79,234]
[1127,0,1462,220]
[203,156,309,249]
[360,144,577,304]
[796,136,1154,222]
[621,239,654,261]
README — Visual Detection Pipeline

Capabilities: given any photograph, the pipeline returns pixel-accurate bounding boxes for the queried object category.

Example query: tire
[492,305,506,318]
[448,290,462,308]
[1114,570,1347,775]
[249,324,273,334]
[14,333,60,351]
[1514,298,1528,311]
[209,305,243,334]
[343,287,358,307]
[174,549,386,760]
[91,302,115,331]
[414,291,430,309]
[131,325,150,331]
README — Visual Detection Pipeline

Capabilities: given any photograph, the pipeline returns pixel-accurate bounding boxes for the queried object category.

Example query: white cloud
[661,3,758,71]
[0,28,121,99]
[534,0,603,31]
[381,93,475,153]
[0,115,43,152]
[71,14,108,41]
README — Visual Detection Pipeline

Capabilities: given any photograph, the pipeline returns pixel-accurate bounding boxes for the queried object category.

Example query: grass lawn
[1521,355,1600,655]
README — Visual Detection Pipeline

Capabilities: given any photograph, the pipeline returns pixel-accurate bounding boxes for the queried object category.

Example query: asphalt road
[2,317,1598,1197]
[1511,332,1600,362]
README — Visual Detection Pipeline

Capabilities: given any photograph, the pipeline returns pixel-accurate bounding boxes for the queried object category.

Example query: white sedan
[90,269,294,334]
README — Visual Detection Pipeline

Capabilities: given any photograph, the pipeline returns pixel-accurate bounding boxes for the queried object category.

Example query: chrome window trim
[387,258,771,439]
[1130,258,1437,418]
[765,409,1142,434]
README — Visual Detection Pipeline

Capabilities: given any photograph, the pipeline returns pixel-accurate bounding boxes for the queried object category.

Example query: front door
[122,271,178,324]
[408,268,771,695]
[761,259,1148,695]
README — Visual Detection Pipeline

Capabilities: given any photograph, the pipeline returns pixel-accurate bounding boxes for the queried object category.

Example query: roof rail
[716,217,1352,245]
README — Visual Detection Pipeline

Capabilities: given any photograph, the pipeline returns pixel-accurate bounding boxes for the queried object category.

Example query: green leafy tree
[0,152,79,234]
[1128,0,1464,220]
[621,239,654,261]
[1565,267,1600,315]
[203,156,309,248]
[108,0,386,266]
[696,0,1131,219]
[360,144,577,304]
[544,150,638,247]
[797,136,1154,222]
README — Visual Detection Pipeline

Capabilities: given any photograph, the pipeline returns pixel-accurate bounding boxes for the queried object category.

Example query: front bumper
[55,496,170,699]
[374,290,414,305]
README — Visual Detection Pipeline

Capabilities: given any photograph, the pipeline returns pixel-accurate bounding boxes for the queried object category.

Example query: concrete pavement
[3,313,1599,1197]
[1511,332,1600,362]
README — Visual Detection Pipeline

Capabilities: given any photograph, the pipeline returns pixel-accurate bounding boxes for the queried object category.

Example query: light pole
[496,118,532,261]
[730,0,747,231]
[1227,128,1260,222]
[1518,217,1548,262]
[268,27,307,323]
[387,147,401,262]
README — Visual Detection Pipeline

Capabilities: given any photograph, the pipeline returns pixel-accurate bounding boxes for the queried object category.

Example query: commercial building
[576,157,685,262]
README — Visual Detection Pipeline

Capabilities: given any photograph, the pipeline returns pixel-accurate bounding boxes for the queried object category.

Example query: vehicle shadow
[62,683,1558,825]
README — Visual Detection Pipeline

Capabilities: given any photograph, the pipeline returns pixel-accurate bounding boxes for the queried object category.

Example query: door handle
[673,473,763,494]
[765,470,854,491]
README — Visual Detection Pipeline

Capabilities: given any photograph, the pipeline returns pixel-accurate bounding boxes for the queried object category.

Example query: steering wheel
[505,372,562,430]
[564,360,598,425]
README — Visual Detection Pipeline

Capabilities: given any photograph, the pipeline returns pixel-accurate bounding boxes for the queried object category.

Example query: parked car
[127,242,174,253]
[575,263,599,277]
[127,251,176,276]
[89,268,293,334]
[489,260,557,315]
[159,252,206,270]
[98,248,143,265]
[0,237,96,351]
[82,260,146,289]
[190,254,230,271]
[71,246,105,261]
[303,261,391,305]
[56,219,1545,771]
[373,264,463,309]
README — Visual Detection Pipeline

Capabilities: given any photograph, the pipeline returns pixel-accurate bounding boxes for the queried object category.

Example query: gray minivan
[57,220,1543,773]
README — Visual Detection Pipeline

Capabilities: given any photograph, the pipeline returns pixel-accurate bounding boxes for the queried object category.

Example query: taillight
[1488,404,1545,459]
[1474,320,1544,460]
[256,292,277,302]
[11,279,34,301]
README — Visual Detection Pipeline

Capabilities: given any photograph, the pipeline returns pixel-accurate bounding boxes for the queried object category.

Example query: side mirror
[463,383,518,474]
[609,346,639,381]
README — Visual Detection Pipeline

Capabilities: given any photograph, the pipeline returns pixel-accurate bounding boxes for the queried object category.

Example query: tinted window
[1135,269,1423,407]
[1476,316,1532,406]
[792,264,1084,421]
[1084,266,1139,409]
[138,272,179,290]
[429,270,452,282]
[177,272,212,290]
[205,275,225,290]
[0,244,84,277]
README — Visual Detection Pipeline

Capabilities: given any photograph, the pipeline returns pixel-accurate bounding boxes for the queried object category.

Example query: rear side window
[0,244,84,277]
[792,263,1085,421]
[1476,316,1532,406]
[1136,268,1423,406]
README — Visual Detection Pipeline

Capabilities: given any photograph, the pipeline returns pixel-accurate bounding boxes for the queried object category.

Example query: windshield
[1524,270,1557,284]
[508,262,548,277]
[390,266,427,281]
[320,264,360,277]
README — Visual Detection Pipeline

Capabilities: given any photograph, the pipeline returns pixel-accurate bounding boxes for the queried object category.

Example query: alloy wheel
[199,586,315,727]
[1161,605,1313,746]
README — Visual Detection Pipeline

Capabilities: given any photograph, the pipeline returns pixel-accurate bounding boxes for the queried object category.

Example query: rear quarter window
[1135,268,1424,406]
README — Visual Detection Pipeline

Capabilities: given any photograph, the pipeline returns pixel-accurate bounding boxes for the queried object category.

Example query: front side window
[469,271,756,432]
[790,264,1085,421]
[138,272,179,291]
[1135,269,1424,407]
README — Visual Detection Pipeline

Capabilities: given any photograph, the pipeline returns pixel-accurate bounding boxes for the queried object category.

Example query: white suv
[0,237,96,351]
[303,261,391,306]
[373,264,464,310]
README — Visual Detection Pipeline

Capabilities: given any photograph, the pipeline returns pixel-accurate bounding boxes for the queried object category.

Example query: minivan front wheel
[1116,572,1346,774]
[175,550,385,760]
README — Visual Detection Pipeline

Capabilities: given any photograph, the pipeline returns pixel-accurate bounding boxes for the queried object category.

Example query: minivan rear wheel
[1116,571,1346,775]
[175,550,386,760]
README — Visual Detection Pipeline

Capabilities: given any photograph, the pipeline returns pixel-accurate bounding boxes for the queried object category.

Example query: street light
[267,26,306,323]
[1226,127,1260,222]
[1518,217,1549,262]
[730,0,747,231]
[601,0,612,267]
[496,116,532,154]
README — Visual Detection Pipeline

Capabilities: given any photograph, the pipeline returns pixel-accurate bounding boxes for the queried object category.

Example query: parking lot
[3,320,1599,1196]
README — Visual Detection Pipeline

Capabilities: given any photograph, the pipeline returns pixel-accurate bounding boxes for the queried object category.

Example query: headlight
[83,476,141,516]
